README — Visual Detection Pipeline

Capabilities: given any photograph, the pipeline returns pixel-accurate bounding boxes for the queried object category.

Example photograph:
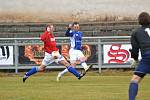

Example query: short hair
[46,24,53,27]
[45,24,53,30]
[72,22,79,26]
[138,12,150,26]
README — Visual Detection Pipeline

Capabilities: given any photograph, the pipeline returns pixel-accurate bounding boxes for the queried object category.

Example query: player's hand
[66,24,72,30]
[130,58,139,68]
[68,24,72,28]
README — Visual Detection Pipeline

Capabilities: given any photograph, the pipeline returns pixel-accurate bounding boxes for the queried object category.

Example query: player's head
[46,24,54,33]
[72,22,80,31]
[138,12,150,26]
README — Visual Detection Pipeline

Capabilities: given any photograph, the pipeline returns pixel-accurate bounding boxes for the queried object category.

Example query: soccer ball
[52,51,60,59]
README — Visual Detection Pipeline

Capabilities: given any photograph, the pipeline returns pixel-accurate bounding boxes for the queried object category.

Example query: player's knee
[71,63,76,67]
[39,68,45,72]
[60,60,70,67]
[64,62,70,67]
[38,65,46,72]
[130,74,143,83]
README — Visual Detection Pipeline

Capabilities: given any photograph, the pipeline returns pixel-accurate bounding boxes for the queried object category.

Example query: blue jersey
[66,29,83,50]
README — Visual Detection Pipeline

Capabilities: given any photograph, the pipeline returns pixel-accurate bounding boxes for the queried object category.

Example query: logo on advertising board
[0,46,13,65]
[103,44,131,64]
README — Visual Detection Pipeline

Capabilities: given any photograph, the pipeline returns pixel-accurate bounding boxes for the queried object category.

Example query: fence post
[14,40,18,74]
[98,39,102,73]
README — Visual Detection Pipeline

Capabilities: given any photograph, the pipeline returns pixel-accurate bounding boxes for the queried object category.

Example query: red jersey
[40,31,58,53]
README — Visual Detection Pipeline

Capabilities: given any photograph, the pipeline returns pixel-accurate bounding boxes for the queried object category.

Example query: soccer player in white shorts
[56,22,92,81]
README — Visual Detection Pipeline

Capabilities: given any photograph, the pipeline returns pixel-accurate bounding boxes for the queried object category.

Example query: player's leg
[57,61,79,81]
[78,51,93,73]
[57,49,77,81]
[23,64,46,83]
[57,68,68,81]
[59,59,82,79]
[51,50,69,80]
[128,59,148,100]
[55,51,82,80]
[79,57,89,71]
[129,74,144,100]
[55,53,83,79]
[23,52,53,83]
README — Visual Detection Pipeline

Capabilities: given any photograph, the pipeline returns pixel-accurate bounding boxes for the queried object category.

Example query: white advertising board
[103,44,132,64]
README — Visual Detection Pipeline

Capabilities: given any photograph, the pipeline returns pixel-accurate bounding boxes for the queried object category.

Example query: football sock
[67,66,80,78]
[59,68,68,76]
[25,67,38,77]
[81,62,88,71]
[129,81,138,100]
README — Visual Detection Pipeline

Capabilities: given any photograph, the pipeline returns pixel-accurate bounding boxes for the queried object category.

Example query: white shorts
[42,52,65,66]
[69,48,85,63]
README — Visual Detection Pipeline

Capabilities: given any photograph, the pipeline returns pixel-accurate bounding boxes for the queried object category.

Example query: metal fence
[0,36,131,73]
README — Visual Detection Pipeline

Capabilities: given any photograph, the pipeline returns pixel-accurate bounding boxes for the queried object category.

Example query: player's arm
[65,24,73,37]
[129,32,140,67]
[130,32,139,61]
[40,32,47,42]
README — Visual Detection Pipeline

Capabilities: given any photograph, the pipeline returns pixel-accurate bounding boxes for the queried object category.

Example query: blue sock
[67,66,80,78]
[129,81,138,100]
[25,67,38,77]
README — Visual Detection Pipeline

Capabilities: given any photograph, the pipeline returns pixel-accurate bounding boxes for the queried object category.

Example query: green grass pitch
[0,71,150,100]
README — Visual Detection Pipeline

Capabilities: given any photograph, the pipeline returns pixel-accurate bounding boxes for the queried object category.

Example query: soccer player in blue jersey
[56,22,92,81]
[23,24,84,83]
[129,12,150,100]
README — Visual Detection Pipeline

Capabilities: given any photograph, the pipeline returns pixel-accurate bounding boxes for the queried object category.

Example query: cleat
[78,74,85,80]
[56,73,62,82]
[85,64,93,73]
[23,74,28,83]
[23,77,27,83]
[78,64,93,80]
[78,70,87,80]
